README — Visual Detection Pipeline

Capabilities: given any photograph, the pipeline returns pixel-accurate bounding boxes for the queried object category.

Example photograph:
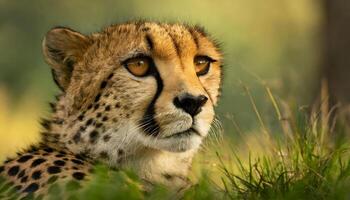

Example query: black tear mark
[139,61,163,136]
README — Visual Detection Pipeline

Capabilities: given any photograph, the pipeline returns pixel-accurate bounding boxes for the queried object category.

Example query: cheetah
[0,21,222,198]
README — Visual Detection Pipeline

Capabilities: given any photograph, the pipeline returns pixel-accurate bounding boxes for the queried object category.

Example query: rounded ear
[42,27,91,91]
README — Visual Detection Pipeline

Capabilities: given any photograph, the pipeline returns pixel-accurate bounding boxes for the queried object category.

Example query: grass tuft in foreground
[218,112,350,199]
[215,84,350,199]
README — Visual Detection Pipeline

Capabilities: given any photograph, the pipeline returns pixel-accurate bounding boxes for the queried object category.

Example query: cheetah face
[42,22,222,153]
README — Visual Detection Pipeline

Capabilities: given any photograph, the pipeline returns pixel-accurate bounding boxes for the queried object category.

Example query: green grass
[1,87,350,200]
[218,118,350,199]
[214,85,350,199]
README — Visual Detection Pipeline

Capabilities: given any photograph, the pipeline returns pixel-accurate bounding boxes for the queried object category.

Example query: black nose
[173,93,208,117]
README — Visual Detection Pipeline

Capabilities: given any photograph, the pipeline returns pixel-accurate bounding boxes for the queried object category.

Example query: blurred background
[0,0,348,161]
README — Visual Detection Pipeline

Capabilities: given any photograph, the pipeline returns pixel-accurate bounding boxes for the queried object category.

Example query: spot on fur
[47,166,61,174]
[72,172,86,180]
[17,155,33,163]
[23,183,39,193]
[8,166,19,176]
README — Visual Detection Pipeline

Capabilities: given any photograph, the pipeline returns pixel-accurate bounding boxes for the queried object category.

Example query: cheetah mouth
[164,128,201,139]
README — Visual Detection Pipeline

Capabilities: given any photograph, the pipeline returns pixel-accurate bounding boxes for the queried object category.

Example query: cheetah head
[42,22,222,160]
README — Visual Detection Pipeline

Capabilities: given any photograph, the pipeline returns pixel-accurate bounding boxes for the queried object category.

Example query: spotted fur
[0,21,222,198]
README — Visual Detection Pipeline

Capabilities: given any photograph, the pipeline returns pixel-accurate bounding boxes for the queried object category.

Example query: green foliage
[0,176,20,200]
[217,102,350,200]
[219,139,350,199]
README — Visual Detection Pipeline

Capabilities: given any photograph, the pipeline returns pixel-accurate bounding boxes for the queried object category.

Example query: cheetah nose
[173,93,208,117]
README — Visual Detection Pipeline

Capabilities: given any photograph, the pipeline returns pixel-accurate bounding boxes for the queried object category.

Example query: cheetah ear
[42,27,91,91]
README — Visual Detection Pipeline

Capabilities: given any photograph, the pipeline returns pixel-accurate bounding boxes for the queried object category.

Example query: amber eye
[194,56,213,76]
[124,57,151,77]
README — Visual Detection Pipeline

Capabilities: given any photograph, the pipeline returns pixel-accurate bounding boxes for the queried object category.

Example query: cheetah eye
[123,57,151,77]
[194,56,215,76]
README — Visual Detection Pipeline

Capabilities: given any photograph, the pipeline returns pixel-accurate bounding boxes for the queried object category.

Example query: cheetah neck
[125,148,195,189]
